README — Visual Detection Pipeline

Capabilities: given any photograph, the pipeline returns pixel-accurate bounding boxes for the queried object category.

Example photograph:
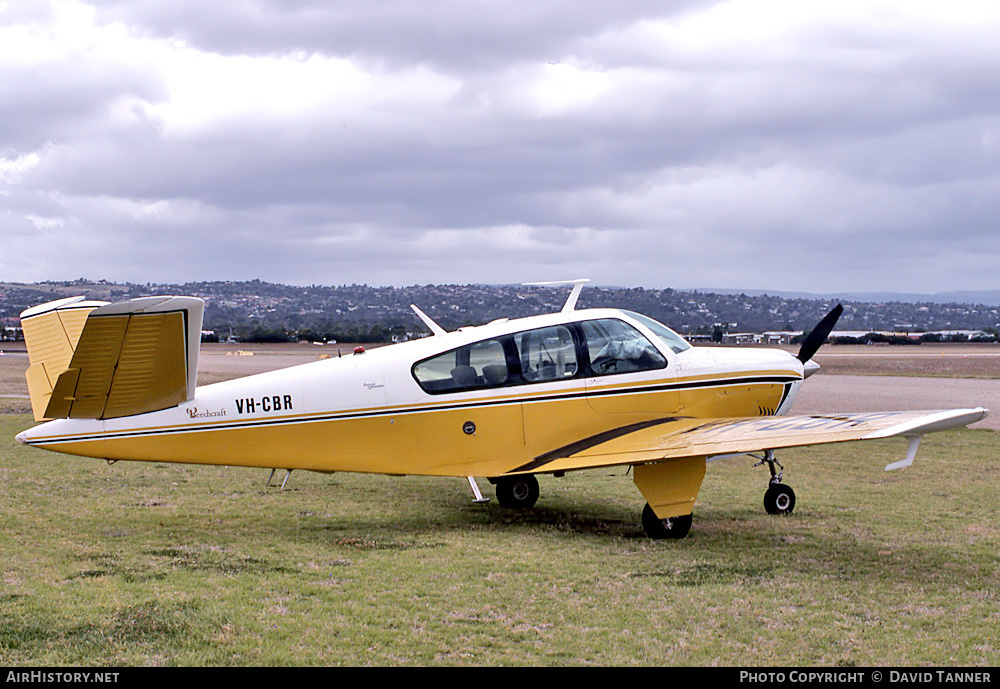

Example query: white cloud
[0,150,43,183]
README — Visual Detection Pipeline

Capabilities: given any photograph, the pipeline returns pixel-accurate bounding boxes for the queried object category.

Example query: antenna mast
[524,279,591,312]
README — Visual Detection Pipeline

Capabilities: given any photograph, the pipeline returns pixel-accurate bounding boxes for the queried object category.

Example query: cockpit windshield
[621,311,692,354]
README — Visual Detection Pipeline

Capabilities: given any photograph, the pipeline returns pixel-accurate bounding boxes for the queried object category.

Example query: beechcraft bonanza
[15,280,988,538]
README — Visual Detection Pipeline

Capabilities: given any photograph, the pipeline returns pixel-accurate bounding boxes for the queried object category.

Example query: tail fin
[20,296,204,421]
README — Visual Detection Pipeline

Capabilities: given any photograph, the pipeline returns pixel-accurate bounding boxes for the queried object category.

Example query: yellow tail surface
[20,296,204,421]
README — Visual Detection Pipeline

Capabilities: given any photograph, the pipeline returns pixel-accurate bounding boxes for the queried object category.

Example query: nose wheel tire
[764,483,796,515]
[641,503,693,539]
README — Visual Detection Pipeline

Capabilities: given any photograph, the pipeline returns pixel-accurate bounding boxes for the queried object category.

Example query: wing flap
[518,409,988,474]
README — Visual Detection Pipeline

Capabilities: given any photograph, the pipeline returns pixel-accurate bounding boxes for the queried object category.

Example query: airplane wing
[512,408,988,475]
[20,296,204,421]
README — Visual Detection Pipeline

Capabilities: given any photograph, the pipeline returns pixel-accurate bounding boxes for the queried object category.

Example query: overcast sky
[2,1,999,294]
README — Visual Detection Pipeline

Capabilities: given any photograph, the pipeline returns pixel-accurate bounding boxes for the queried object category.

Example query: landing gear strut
[753,449,796,515]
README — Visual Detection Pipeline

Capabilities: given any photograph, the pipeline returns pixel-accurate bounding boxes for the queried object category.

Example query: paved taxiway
[793,374,998,431]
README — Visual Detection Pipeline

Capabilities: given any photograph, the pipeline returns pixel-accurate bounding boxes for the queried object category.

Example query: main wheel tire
[764,483,796,515]
[641,503,693,539]
[495,475,540,509]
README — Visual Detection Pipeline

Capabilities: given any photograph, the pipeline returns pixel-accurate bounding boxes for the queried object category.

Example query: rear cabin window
[412,338,510,393]
[411,319,667,394]
[515,325,577,382]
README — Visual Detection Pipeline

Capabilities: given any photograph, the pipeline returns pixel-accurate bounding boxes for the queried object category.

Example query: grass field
[2,412,998,667]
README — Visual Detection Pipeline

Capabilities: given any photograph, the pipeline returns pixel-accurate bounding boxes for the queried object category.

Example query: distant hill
[686,288,1000,307]
[3,280,999,342]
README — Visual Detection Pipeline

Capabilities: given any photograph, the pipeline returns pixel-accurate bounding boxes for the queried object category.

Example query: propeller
[796,303,844,363]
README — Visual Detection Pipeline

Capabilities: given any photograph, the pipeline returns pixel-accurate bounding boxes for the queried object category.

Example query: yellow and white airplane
[14,281,988,538]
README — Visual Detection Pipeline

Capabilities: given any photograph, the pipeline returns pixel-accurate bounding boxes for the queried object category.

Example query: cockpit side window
[620,310,691,354]
[580,319,667,376]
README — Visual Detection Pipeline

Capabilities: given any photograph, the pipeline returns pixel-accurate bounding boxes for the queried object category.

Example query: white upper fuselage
[152,307,804,420]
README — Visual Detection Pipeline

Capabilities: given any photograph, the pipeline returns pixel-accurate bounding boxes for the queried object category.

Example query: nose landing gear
[764,481,796,515]
[753,449,796,516]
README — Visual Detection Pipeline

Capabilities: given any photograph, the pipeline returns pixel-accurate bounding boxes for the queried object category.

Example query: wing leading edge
[512,408,988,475]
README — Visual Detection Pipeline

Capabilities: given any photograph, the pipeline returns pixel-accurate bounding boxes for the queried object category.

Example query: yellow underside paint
[632,457,707,519]
[30,377,791,479]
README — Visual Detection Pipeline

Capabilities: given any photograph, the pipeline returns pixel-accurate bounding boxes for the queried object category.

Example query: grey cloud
[91,1,712,67]
[0,61,165,154]
[2,1,1000,293]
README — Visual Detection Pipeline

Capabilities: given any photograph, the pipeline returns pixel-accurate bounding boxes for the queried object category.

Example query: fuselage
[17,308,806,477]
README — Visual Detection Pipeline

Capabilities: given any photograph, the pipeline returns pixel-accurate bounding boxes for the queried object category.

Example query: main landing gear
[641,505,693,539]
[754,449,796,515]
[484,454,794,540]
[490,474,540,509]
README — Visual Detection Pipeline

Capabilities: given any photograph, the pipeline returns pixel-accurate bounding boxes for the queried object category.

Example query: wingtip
[863,408,989,440]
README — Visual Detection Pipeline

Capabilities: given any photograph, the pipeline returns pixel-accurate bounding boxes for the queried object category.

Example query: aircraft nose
[15,431,27,445]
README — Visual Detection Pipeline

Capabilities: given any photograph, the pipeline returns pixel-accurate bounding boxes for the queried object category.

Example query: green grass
[2,412,998,666]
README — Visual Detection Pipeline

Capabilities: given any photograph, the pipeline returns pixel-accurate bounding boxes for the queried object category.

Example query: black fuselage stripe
[511,417,683,473]
[778,382,794,409]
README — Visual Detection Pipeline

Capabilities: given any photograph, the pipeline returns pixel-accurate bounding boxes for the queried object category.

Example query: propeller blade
[797,303,844,363]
